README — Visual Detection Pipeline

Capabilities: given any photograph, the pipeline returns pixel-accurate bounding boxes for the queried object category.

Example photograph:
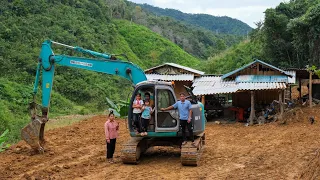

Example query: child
[132,93,143,134]
[141,100,154,136]
[105,111,119,163]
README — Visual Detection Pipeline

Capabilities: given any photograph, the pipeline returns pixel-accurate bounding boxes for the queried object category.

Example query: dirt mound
[280,106,320,125]
[1,112,320,179]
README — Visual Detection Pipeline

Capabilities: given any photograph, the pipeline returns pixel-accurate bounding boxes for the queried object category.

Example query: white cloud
[130,0,285,27]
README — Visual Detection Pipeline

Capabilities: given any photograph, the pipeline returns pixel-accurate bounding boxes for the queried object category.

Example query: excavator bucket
[21,115,45,153]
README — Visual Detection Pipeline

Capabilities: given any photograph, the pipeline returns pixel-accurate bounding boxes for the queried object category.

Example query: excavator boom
[21,40,147,152]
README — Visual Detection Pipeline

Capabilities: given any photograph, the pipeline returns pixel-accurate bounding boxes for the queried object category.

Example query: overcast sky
[129,0,286,27]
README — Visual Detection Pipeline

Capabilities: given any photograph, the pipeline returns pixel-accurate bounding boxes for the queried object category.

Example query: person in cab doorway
[105,111,119,163]
[141,100,154,136]
[161,93,194,146]
[144,92,154,108]
[132,93,144,134]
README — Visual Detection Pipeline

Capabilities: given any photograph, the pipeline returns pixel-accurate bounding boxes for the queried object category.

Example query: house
[144,63,204,98]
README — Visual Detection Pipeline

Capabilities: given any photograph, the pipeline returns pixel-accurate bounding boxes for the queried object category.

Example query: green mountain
[107,0,244,59]
[137,3,253,36]
[0,0,204,142]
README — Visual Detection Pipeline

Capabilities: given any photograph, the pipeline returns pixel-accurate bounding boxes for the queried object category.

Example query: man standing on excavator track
[161,93,194,145]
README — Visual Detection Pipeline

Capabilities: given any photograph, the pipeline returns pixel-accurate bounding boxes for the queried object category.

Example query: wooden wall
[232,90,281,109]
[173,81,193,98]
[230,63,283,79]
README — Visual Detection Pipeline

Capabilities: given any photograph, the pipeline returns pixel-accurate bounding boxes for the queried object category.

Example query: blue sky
[129,0,286,27]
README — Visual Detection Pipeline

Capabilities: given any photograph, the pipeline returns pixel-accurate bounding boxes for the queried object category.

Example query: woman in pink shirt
[105,111,119,163]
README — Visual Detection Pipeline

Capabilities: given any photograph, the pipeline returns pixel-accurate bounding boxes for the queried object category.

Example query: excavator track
[180,133,205,166]
[121,137,147,164]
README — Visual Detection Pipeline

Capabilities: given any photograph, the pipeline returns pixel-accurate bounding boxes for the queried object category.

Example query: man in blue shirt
[161,93,194,145]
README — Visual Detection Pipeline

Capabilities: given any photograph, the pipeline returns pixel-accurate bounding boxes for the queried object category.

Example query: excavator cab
[128,81,180,134]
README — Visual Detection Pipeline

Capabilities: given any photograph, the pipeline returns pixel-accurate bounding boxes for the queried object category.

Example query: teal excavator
[21,40,206,166]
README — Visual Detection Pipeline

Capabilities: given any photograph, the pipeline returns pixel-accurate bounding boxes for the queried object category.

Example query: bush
[0,129,11,152]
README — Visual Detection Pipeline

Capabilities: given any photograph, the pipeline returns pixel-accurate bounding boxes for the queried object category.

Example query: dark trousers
[141,118,150,132]
[180,120,194,142]
[107,139,116,159]
[133,113,141,133]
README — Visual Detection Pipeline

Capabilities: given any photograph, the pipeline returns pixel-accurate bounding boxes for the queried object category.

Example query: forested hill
[137,3,252,36]
[0,0,201,141]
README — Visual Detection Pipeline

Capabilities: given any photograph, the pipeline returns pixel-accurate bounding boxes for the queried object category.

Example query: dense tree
[261,0,320,68]
[205,0,320,74]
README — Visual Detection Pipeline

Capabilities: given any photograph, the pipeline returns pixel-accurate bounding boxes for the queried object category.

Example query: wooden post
[309,71,313,108]
[201,95,205,106]
[299,78,302,103]
[289,85,292,100]
[279,90,284,120]
[249,91,255,125]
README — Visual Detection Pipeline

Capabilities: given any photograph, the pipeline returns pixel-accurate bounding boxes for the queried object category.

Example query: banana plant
[307,65,320,78]
[0,129,10,152]
[106,97,130,118]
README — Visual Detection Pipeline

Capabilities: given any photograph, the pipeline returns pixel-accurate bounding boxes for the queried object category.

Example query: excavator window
[156,89,177,128]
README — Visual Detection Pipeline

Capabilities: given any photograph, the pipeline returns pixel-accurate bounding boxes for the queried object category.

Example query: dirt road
[1,107,320,179]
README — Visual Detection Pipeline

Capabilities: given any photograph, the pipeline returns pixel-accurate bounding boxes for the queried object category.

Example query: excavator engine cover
[21,116,45,153]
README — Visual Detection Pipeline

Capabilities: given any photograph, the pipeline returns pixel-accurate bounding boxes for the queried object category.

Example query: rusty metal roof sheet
[144,63,205,75]
[146,74,194,81]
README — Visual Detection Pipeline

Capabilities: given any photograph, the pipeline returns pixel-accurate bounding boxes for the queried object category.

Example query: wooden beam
[309,71,313,108]
[279,90,284,120]
[249,91,255,125]
[289,85,292,100]
[299,78,302,103]
[201,95,205,105]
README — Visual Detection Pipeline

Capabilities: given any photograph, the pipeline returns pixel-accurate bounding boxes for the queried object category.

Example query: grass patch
[45,115,95,130]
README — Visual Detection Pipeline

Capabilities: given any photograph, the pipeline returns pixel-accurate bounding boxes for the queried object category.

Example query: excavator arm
[22,40,147,152]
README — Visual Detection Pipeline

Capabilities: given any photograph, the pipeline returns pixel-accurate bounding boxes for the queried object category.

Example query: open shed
[284,68,320,101]
[192,60,294,123]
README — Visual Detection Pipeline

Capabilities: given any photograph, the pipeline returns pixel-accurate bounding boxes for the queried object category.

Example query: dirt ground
[1,107,320,180]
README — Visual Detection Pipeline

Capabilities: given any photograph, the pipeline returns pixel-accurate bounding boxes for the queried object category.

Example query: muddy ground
[1,107,320,180]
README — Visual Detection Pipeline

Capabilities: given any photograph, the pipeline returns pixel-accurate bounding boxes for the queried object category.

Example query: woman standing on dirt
[105,111,119,163]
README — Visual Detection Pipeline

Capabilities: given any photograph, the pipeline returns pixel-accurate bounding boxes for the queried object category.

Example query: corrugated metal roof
[221,59,292,80]
[144,63,205,75]
[237,82,287,90]
[146,74,194,81]
[192,76,238,95]
[192,76,287,95]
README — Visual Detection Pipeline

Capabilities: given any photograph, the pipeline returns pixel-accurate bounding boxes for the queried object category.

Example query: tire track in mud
[0,108,320,179]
